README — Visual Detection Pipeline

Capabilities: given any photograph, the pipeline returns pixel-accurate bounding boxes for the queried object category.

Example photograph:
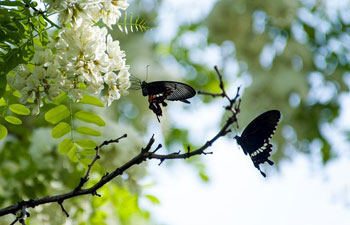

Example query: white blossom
[8,0,131,113]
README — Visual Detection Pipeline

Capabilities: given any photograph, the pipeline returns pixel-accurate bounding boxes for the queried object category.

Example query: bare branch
[75,134,128,191]
[198,65,241,127]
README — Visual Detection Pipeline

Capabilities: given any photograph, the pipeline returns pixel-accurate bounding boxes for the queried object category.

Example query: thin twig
[58,201,69,217]
[198,65,241,127]
[75,134,128,191]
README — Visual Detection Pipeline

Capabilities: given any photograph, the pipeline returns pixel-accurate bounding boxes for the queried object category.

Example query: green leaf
[79,95,104,107]
[79,149,96,156]
[199,172,209,182]
[9,104,30,115]
[5,116,22,125]
[81,158,93,167]
[12,90,22,98]
[45,105,70,124]
[145,195,160,204]
[0,124,8,139]
[52,92,67,105]
[59,139,74,154]
[75,111,105,126]
[68,144,79,162]
[52,122,71,138]
[75,139,97,149]
[76,126,101,136]
[0,98,6,107]
[0,1,24,6]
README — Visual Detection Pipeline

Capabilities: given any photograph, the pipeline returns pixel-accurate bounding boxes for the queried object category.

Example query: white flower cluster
[8,0,131,114]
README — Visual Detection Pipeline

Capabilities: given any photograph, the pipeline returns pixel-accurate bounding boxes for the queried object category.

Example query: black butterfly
[234,110,281,177]
[130,76,196,122]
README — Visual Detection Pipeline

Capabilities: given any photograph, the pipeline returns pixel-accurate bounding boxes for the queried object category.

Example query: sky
[140,0,350,224]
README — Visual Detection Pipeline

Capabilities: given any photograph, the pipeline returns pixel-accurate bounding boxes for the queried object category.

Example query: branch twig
[198,65,241,127]
[75,134,128,191]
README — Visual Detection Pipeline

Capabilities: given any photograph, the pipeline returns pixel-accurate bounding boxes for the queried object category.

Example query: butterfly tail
[253,163,266,178]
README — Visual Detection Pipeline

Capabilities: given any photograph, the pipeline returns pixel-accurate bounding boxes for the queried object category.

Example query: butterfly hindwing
[235,110,281,177]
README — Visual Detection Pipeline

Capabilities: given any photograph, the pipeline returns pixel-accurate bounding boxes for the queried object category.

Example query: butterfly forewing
[144,81,196,101]
[236,110,281,177]
[240,110,281,149]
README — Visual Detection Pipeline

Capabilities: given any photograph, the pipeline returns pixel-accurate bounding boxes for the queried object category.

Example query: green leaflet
[12,90,22,98]
[75,139,97,149]
[75,126,101,136]
[79,149,96,156]
[0,124,8,139]
[0,1,24,7]
[75,111,106,126]
[79,95,104,107]
[145,195,160,205]
[199,172,209,182]
[45,105,70,124]
[81,158,93,167]
[9,104,30,115]
[0,98,6,106]
[51,122,71,138]
[58,139,74,154]
[5,116,22,125]
[68,144,79,162]
[52,92,67,105]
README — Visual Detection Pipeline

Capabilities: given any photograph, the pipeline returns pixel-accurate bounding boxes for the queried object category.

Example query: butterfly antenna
[146,65,150,81]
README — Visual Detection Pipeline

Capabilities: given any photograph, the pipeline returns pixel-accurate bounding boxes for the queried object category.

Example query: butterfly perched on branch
[234,110,281,177]
[130,76,196,122]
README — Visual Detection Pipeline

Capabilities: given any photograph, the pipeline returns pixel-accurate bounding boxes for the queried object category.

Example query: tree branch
[75,134,128,191]
[0,66,241,222]
[198,65,241,127]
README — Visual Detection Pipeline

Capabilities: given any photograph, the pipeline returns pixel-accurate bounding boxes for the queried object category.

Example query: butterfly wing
[240,110,281,146]
[144,81,196,102]
[141,81,195,122]
[236,110,281,177]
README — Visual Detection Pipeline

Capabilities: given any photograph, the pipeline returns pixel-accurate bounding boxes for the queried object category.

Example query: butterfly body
[139,80,196,122]
[235,110,281,177]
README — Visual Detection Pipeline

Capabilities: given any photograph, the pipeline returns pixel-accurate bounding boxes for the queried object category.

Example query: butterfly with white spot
[234,110,281,177]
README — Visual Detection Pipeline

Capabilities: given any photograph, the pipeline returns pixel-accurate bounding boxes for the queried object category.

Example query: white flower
[46,64,61,79]
[26,76,41,90]
[117,68,130,95]
[58,6,74,25]
[69,89,83,101]
[13,77,26,90]
[14,64,30,78]
[86,5,103,22]
[96,53,111,73]
[104,71,118,85]
[47,85,61,101]
[112,0,129,9]
[106,35,126,71]
[32,66,47,80]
